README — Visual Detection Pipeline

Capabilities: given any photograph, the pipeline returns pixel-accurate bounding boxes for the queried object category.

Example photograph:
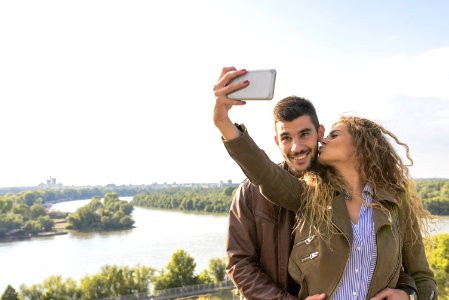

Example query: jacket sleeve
[226,183,297,300]
[396,269,418,293]
[223,125,307,212]
[399,201,438,300]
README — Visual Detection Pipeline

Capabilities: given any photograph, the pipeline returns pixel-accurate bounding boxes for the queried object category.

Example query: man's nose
[291,139,304,152]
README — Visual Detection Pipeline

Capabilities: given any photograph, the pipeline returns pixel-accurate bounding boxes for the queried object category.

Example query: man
[214,67,418,300]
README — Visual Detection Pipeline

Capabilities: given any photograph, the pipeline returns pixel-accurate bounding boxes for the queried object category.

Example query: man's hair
[273,96,320,129]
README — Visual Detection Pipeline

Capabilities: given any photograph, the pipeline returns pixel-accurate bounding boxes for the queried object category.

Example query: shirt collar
[343,184,374,202]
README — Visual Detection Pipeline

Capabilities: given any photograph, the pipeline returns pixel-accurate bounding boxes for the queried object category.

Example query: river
[0,198,227,292]
[1,198,449,293]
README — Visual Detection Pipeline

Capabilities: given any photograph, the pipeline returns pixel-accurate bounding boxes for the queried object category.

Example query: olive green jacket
[223,126,437,300]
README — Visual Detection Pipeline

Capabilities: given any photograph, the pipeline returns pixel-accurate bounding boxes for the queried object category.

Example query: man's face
[275,115,324,176]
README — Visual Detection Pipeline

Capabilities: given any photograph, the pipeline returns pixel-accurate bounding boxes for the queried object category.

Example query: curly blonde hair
[297,116,432,241]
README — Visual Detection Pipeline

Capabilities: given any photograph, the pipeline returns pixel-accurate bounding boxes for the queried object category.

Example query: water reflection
[0,199,228,292]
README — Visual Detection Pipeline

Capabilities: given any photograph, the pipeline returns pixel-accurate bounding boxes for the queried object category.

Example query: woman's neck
[335,164,364,199]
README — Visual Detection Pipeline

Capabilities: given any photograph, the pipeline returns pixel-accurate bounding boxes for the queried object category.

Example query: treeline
[130,181,449,216]
[0,191,57,239]
[1,249,227,300]
[67,193,135,231]
[131,186,237,213]
[0,186,153,204]
[416,179,449,215]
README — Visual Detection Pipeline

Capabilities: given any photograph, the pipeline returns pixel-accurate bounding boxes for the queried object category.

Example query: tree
[21,191,38,206]
[223,186,236,197]
[30,203,47,219]
[425,233,449,298]
[1,285,18,300]
[78,264,154,299]
[67,195,134,231]
[207,257,226,282]
[19,276,80,300]
[153,249,198,290]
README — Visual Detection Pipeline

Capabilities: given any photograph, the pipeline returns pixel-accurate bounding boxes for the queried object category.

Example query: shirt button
[355,268,359,273]
[356,246,361,251]
[353,291,358,297]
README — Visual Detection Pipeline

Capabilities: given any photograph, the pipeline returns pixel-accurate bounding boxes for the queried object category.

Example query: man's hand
[305,293,326,300]
[213,67,248,140]
[370,288,409,300]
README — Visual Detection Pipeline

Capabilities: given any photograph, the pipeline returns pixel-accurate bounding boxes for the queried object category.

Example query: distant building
[47,177,57,185]
[37,176,63,189]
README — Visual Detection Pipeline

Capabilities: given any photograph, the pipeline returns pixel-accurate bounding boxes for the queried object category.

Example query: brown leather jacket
[226,163,418,300]
[226,163,298,300]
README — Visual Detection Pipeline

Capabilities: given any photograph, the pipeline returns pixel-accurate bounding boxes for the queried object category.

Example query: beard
[285,149,318,178]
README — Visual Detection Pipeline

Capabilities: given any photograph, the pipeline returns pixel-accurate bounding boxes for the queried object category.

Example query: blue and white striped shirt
[333,185,377,300]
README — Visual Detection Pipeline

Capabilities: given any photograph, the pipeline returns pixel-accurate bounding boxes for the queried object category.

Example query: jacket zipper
[293,235,315,248]
[301,251,319,262]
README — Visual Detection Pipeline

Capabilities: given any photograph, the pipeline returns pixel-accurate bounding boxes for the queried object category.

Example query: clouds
[0,1,448,187]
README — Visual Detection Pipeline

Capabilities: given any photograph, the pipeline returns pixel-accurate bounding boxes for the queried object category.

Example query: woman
[213,69,437,299]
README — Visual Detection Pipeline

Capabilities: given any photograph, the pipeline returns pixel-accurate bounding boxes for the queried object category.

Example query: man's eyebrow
[299,128,312,134]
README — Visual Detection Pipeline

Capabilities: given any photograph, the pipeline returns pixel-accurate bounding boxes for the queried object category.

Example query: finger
[214,68,247,93]
[370,288,392,300]
[218,66,237,80]
[305,293,326,300]
[214,80,249,101]
[217,97,247,106]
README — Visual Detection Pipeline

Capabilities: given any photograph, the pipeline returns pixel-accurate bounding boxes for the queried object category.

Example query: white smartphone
[227,69,276,100]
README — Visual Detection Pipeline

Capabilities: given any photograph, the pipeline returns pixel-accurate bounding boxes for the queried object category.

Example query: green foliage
[0,193,56,238]
[17,265,154,300]
[195,257,226,284]
[19,275,80,300]
[416,179,449,215]
[78,265,154,299]
[0,184,174,204]
[207,258,226,283]
[153,249,199,290]
[67,193,134,231]
[3,251,271,299]
[131,187,237,214]
[425,234,449,298]
[1,285,18,300]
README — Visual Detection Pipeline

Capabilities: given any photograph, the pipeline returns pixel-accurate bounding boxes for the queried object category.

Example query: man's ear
[274,134,280,146]
[318,125,325,142]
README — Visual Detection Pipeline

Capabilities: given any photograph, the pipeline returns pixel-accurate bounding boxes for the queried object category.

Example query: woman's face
[318,123,357,168]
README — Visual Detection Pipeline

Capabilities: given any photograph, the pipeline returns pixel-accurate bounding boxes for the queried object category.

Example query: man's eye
[300,132,310,138]
[281,136,291,141]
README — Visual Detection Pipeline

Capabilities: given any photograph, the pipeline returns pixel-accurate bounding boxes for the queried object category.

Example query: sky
[0,0,448,187]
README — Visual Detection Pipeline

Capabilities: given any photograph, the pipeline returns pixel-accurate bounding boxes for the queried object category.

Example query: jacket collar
[375,188,399,205]
[331,187,399,241]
